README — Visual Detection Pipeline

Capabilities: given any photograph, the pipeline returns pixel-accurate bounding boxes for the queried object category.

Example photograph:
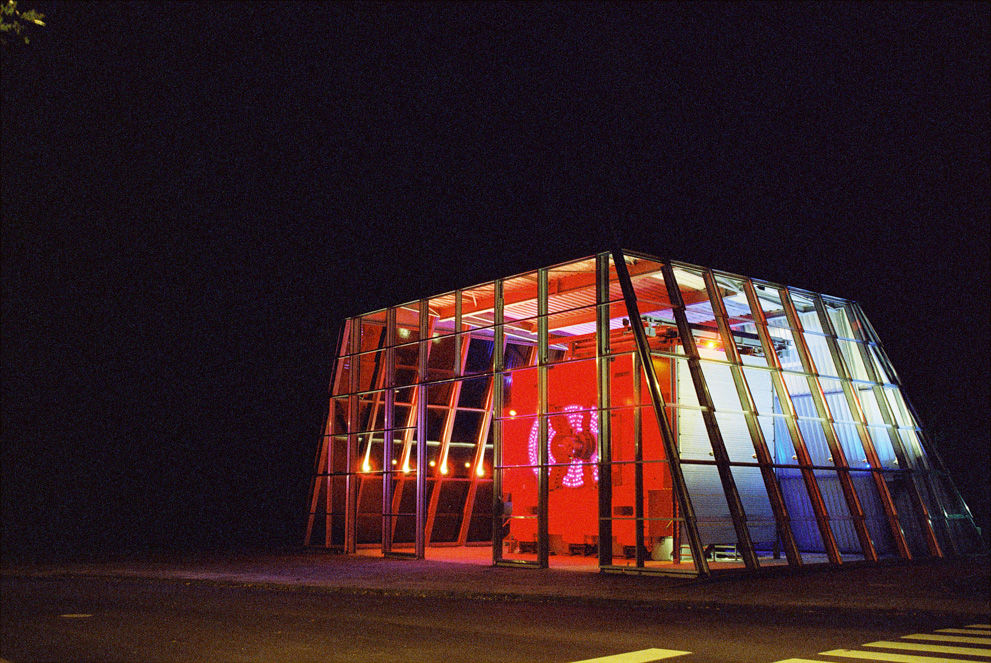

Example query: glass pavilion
[305,249,983,576]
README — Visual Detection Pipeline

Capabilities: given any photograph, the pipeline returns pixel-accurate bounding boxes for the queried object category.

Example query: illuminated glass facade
[305,249,984,576]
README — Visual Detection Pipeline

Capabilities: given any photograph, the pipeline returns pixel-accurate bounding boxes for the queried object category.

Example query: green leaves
[1,0,46,47]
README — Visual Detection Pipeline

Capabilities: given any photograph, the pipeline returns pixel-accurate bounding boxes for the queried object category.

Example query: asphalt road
[1,575,986,662]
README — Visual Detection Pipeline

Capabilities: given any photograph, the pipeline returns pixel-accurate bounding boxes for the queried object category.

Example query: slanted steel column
[781,288,878,562]
[664,263,759,570]
[415,301,429,559]
[595,253,614,568]
[536,268,550,568]
[744,281,842,565]
[612,249,709,577]
[854,304,985,556]
[306,320,349,548]
[703,270,802,567]
[811,294,910,559]
[846,303,943,557]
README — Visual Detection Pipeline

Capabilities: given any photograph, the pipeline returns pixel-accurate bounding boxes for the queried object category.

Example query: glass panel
[426,334,457,375]
[730,466,780,563]
[501,414,538,466]
[796,419,830,465]
[699,359,743,412]
[621,257,671,322]
[355,474,383,545]
[749,281,790,330]
[329,396,350,434]
[609,407,636,463]
[428,292,457,337]
[814,469,862,558]
[431,481,469,542]
[499,465,539,561]
[547,308,597,362]
[456,375,491,410]
[501,271,539,325]
[547,257,597,315]
[336,354,353,395]
[742,366,775,415]
[767,327,802,369]
[789,290,823,333]
[883,387,915,428]
[803,332,838,377]
[867,426,899,467]
[682,464,739,564]
[714,411,758,464]
[547,359,597,412]
[833,422,869,467]
[461,282,497,331]
[711,271,767,366]
[763,414,799,466]
[850,469,896,558]
[821,378,853,421]
[858,387,885,426]
[466,482,494,543]
[836,339,869,380]
[358,310,388,351]
[357,349,387,392]
[502,366,538,418]
[393,302,421,343]
[671,264,720,338]
[462,334,495,375]
[775,465,827,560]
[826,300,857,338]
[677,408,711,461]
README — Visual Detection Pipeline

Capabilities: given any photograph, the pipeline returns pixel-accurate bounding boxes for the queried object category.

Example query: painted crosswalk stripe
[768,659,822,663]
[939,628,991,636]
[569,649,690,663]
[864,640,991,657]
[903,633,991,645]
[968,624,991,629]
[820,649,983,662]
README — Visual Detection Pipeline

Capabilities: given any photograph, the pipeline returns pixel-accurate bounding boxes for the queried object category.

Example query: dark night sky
[2,2,988,557]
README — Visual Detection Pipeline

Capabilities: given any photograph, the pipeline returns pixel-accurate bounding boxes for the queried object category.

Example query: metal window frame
[703,269,802,567]
[780,287,878,562]
[612,248,710,578]
[743,279,843,565]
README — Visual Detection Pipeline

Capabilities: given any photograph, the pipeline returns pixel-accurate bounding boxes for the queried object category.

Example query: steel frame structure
[305,248,984,575]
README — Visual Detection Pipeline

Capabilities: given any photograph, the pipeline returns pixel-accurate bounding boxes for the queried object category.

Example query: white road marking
[820,649,983,662]
[903,633,991,645]
[767,660,823,663]
[569,649,690,663]
[968,624,991,629]
[59,614,93,618]
[864,640,991,657]
[939,628,991,636]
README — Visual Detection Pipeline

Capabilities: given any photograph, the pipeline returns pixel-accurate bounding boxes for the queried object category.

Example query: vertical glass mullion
[595,253,615,567]
[665,263,758,570]
[782,288,878,562]
[613,249,710,577]
[346,316,361,553]
[492,280,506,561]
[458,372,495,545]
[744,280,842,565]
[382,309,396,554]
[537,268,549,568]
[415,301,429,559]
[846,303,944,556]
[704,270,802,567]
[813,295,911,559]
